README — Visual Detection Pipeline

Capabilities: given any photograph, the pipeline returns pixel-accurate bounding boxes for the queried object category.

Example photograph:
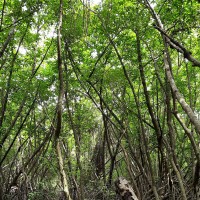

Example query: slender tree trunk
[145,0,200,135]
[0,21,16,58]
[64,88,83,200]
[170,158,187,200]
[0,166,3,200]
[56,140,72,200]
[121,145,141,199]
[0,92,37,166]
[6,130,51,193]
[98,18,161,199]
[0,0,6,31]
[55,1,72,199]
[0,96,27,148]
[0,24,28,128]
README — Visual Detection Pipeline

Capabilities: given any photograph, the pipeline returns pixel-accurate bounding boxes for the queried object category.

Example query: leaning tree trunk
[115,177,139,200]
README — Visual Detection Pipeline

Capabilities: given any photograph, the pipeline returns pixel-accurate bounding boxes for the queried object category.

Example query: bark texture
[115,177,139,200]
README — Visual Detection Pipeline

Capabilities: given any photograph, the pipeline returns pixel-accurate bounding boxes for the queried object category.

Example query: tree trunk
[56,140,72,200]
[55,1,72,199]
[115,177,139,200]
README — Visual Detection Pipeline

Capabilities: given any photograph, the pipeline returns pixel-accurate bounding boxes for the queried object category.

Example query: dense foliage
[1,0,200,199]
